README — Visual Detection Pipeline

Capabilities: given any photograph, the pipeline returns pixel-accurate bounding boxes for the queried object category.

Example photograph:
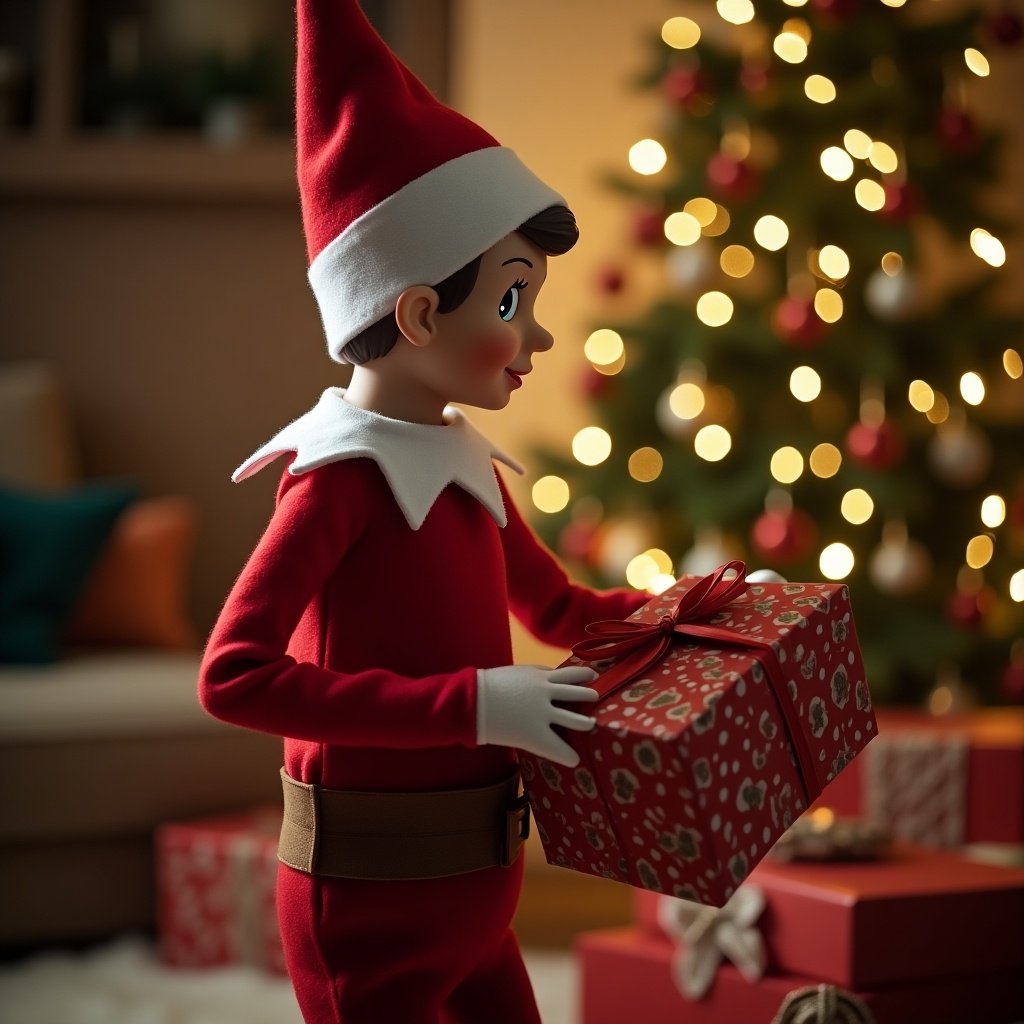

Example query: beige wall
[452,0,670,664]
[1,0,1020,659]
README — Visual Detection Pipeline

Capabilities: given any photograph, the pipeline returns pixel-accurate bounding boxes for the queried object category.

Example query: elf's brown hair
[342,204,578,365]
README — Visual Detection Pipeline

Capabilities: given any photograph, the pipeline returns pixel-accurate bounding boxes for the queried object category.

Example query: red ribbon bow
[571,559,822,805]
[573,560,752,700]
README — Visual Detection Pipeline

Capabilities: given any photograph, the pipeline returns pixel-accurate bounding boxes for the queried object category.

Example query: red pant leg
[441,927,541,1024]
[277,858,525,1024]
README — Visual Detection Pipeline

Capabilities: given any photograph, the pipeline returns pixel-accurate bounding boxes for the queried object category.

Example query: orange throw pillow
[65,496,199,650]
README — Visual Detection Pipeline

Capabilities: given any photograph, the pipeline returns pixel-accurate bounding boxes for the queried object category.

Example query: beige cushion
[0,362,79,489]
[0,651,220,742]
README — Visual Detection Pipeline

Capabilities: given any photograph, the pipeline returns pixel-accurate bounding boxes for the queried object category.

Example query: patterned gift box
[577,926,1024,1024]
[156,807,286,974]
[635,842,1024,989]
[519,563,876,907]
[812,708,1024,848]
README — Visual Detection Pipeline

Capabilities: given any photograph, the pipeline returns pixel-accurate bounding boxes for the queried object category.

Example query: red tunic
[198,453,643,1023]
[199,455,641,791]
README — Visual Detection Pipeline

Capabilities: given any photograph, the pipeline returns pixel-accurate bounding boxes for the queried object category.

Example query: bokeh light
[572,427,612,466]
[628,447,665,483]
[532,475,569,513]
[694,425,732,461]
[981,495,1006,528]
[754,215,789,250]
[662,16,701,48]
[809,443,842,478]
[820,542,855,580]
[790,366,822,402]
[629,139,667,176]
[584,329,624,366]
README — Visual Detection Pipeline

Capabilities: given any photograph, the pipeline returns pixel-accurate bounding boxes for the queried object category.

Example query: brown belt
[278,768,531,880]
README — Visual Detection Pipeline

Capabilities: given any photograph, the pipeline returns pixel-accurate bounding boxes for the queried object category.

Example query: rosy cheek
[471,333,519,374]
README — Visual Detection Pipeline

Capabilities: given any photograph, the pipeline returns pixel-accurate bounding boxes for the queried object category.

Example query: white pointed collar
[232,388,524,530]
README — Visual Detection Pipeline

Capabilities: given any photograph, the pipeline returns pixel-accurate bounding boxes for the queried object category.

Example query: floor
[0,936,579,1024]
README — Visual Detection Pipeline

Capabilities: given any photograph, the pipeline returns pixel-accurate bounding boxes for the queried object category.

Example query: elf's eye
[499,279,527,322]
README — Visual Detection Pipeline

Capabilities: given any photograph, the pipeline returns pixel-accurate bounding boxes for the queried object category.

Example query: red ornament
[596,265,625,295]
[706,153,759,202]
[811,0,862,20]
[1011,495,1024,529]
[631,205,666,248]
[771,296,827,347]
[1002,660,1024,702]
[750,508,817,565]
[558,520,598,566]
[880,181,920,222]
[845,420,905,471]
[662,66,710,111]
[942,589,983,626]
[580,365,614,399]
[739,62,772,95]
[937,108,980,155]
[989,10,1023,45]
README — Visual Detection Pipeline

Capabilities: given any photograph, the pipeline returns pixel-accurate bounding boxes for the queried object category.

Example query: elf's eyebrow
[501,257,534,268]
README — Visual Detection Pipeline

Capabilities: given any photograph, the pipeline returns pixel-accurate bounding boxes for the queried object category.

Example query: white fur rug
[0,936,576,1024]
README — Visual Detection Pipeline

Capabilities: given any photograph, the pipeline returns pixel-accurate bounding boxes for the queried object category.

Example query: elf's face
[424,232,554,411]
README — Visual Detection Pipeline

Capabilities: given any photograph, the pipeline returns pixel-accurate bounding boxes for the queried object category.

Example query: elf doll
[197,2,646,1021]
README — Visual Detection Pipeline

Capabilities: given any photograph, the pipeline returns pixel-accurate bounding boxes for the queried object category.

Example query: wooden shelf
[0,134,296,202]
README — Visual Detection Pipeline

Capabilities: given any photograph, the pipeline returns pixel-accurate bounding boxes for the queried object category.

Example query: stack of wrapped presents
[518,566,1024,1023]
[156,808,286,974]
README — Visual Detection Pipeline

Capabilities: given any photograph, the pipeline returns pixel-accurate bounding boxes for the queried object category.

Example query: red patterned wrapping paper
[812,708,1024,846]
[577,927,1024,1024]
[634,843,1024,988]
[519,565,876,906]
[156,808,286,974]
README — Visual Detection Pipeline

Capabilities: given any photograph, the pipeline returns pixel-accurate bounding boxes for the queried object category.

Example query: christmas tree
[530,0,1024,706]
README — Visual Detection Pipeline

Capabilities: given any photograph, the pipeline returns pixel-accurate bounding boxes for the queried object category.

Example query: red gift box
[519,564,875,906]
[813,708,1024,847]
[156,807,286,974]
[578,926,1024,1024]
[635,843,1024,989]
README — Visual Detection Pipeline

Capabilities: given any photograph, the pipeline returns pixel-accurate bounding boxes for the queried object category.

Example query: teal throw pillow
[0,481,137,663]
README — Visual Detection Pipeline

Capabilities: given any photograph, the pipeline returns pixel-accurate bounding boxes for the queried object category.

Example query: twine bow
[771,984,876,1024]
[657,886,767,1000]
[572,560,751,700]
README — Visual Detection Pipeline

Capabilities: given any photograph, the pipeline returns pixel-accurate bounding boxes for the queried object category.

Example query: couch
[0,363,280,947]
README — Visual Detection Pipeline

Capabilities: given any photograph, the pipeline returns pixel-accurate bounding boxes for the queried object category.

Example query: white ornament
[746,569,788,584]
[927,422,992,487]
[658,886,767,1000]
[656,385,697,442]
[678,528,738,577]
[864,268,919,321]
[666,241,717,292]
[868,524,932,596]
[597,517,656,580]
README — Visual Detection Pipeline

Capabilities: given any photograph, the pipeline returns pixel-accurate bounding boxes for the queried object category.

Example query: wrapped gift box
[578,927,1024,1024]
[812,708,1024,847]
[156,807,286,974]
[519,565,875,906]
[635,842,1024,989]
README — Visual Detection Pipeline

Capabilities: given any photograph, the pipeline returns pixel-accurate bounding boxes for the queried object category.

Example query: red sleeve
[198,462,478,747]
[497,474,647,651]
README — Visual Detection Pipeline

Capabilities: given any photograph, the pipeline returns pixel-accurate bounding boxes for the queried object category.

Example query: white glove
[476,664,599,767]
[746,568,788,584]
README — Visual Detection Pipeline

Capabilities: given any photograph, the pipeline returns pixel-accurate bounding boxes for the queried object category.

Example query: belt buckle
[501,793,531,868]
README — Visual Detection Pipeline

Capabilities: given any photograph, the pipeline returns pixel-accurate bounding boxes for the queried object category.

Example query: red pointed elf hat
[298,0,567,363]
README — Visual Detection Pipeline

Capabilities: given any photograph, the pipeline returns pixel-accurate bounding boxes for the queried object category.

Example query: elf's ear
[394,286,440,348]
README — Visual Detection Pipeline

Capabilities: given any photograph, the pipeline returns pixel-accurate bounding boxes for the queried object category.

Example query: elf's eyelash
[512,277,528,290]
